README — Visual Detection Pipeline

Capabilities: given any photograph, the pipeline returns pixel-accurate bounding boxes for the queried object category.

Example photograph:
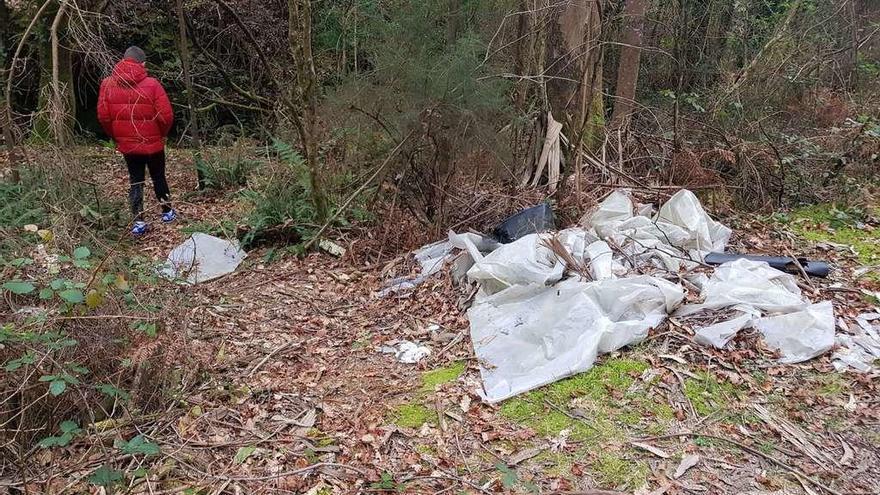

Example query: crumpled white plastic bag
[469,276,684,403]
[160,233,246,284]
[467,233,565,293]
[380,340,432,364]
[656,189,731,254]
[755,301,835,363]
[693,310,756,349]
[678,258,805,316]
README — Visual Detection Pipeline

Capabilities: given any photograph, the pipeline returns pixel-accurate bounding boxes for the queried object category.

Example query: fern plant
[237,139,319,248]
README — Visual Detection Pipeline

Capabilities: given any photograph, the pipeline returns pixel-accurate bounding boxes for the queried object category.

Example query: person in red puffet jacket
[98,46,176,236]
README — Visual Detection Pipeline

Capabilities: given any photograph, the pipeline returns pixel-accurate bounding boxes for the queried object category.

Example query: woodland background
[1,1,879,493]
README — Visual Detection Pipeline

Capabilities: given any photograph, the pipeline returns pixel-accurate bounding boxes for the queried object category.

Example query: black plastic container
[493,203,556,244]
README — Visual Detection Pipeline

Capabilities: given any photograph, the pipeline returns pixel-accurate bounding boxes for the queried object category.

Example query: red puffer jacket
[97,58,173,155]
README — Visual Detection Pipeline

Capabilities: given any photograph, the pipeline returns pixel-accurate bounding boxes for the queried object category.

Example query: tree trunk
[848,0,859,88]
[176,0,206,189]
[446,0,460,44]
[512,0,546,181]
[49,0,73,146]
[1,0,19,182]
[289,0,328,221]
[545,0,604,151]
[4,0,53,182]
[610,0,649,128]
[0,79,19,182]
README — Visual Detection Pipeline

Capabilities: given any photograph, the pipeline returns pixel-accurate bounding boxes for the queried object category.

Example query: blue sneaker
[131,221,149,236]
[161,209,177,223]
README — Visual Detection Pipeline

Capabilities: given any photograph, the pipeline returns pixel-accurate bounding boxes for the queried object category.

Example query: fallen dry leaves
[19,148,880,494]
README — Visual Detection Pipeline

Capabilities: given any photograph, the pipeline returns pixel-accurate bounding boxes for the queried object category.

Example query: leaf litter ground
[36,149,880,494]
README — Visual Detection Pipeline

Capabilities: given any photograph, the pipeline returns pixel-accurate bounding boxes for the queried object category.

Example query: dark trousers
[124,151,172,220]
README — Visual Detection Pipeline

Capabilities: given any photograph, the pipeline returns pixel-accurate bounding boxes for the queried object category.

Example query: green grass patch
[684,372,740,416]
[390,403,434,428]
[592,452,649,491]
[415,444,437,456]
[421,361,466,392]
[812,372,849,397]
[759,441,776,455]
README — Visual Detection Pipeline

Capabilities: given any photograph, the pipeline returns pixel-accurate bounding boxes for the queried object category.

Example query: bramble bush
[0,181,191,488]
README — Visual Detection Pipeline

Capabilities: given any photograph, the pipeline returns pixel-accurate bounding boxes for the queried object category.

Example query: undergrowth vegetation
[192,139,371,251]
[0,152,193,488]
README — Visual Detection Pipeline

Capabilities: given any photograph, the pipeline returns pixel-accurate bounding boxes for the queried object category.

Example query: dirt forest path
[88,150,880,494]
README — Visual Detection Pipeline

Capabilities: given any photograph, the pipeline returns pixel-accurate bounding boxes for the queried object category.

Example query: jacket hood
[111,58,147,86]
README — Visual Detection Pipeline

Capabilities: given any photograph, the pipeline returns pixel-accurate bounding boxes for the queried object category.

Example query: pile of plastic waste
[383,189,880,403]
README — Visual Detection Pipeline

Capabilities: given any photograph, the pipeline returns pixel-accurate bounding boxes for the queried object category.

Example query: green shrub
[237,140,322,248]
[0,242,179,453]
[194,149,261,191]
[0,181,46,228]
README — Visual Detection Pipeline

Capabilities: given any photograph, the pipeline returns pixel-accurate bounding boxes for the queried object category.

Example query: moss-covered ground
[785,204,880,268]
[388,361,466,428]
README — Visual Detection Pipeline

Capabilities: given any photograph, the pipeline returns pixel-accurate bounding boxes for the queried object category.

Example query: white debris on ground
[380,340,432,364]
[681,258,836,363]
[160,233,247,284]
[383,189,879,402]
[377,232,500,297]
[833,312,880,372]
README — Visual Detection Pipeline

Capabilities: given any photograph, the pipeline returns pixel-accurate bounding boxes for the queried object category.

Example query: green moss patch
[390,403,434,428]
[385,362,465,429]
[499,358,670,444]
[787,204,880,266]
[592,453,649,491]
[421,361,466,392]
[683,372,740,416]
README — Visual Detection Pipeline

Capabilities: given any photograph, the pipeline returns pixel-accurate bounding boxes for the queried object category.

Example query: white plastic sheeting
[466,233,566,294]
[754,301,836,364]
[679,259,805,316]
[387,188,873,402]
[682,258,837,364]
[832,313,880,372]
[469,277,683,402]
[692,311,755,349]
[377,232,499,297]
[465,189,724,402]
[160,233,246,284]
[582,189,731,270]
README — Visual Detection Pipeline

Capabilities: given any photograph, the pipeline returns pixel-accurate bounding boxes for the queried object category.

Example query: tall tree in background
[289,0,327,220]
[515,0,605,195]
[610,0,649,128]
[48,0,73,145]
[545,0,605,150]
[4,0,54,183]
[176,0,206,189]
[1,0,18,182]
